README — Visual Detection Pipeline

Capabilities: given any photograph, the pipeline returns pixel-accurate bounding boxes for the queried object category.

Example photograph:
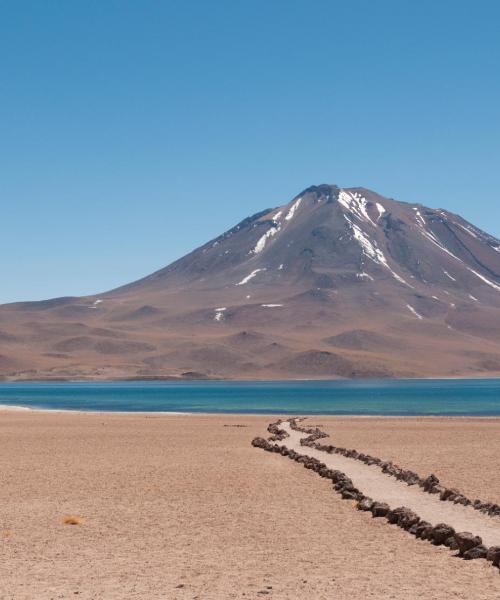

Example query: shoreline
[1,375,500,383]
[2,403,500,419]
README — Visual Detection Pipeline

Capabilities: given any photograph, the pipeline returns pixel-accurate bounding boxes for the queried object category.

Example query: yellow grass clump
[62,515,84,525]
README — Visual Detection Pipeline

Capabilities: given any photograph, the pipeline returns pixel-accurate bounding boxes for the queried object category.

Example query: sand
[1,411,500,599]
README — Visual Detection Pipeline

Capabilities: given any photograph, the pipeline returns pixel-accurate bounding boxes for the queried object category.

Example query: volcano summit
[2,184,500,380]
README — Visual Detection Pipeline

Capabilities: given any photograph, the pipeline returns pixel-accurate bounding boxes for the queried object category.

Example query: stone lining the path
[290,418,500,518]
[251,419,500,571]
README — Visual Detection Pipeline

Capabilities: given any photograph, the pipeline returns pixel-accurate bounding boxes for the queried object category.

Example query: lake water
[0,379,499,415]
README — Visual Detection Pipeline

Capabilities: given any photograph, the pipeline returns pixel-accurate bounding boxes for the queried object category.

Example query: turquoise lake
[0,379,499,415]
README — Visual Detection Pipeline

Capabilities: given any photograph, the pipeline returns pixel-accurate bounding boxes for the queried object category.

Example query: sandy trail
[282,421,500,547]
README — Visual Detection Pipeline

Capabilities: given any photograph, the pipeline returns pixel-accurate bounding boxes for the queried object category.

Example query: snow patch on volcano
[236,268,266,285]
[285,198,302,221]
[252,225,280,254]
[214,308,226,322]
[406,304,423,320]
[376,203,386,220]
[338,190,376,226]
[455,222,479,239]
[413,207,426,228]
[357,272,374,281]
[344,215,411,287]
[467,268,500,292]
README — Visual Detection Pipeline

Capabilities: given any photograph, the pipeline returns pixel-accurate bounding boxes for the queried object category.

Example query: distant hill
[2,184,500,380]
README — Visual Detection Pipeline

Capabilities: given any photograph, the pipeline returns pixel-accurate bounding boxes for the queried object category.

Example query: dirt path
[281,421,500,547]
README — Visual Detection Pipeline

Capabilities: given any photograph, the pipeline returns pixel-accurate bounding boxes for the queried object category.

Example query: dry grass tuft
[62,515,84,525]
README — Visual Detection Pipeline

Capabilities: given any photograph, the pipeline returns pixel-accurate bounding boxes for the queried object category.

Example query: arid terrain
[1,185,500,381]
[2,409,500,599]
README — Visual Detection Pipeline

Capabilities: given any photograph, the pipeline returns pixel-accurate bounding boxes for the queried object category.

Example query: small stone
[446,536,459,550]
[486,546,500,565]
[463,545,488,560]
[399,510,420,530]
[386,506,419,529]
[371,502,390,518]
[454,532,483,556]
[357,497,374,512]
[431,523,456,546]
[341,490,358,500]
[387,507,409,524]
[414,522,433,539]
[422,474,440,491]
[440,488,458,501]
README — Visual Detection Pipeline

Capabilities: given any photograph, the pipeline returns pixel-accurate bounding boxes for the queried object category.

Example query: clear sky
[1,1,499,303]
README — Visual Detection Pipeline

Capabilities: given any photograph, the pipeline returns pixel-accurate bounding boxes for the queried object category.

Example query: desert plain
[2,409,500,599]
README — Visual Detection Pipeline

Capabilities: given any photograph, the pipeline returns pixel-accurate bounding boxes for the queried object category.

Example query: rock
[454,532,483,556]
[251,437,268,448]
[334,479,354,491]
[446,536,459,550]
[422,474,440,491]
[399,510,420,530]
[385,506,419,529]
[330,470,344,483]
[386,507,419,529]
[486,546,500,565]
[405,473,420,486]
[414,522,433,539]
[357,497,374,511]
[387,507,410,524]
[371,502,390,518]
[463,545,488,560]
[431,523,456,546]
[440,488,459,501]
[341,490,358,500]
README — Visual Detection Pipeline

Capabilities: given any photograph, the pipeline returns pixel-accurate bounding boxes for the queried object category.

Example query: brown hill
[1,184,500,380]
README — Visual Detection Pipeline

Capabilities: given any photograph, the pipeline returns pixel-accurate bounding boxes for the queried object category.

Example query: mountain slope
[1,184,500,380]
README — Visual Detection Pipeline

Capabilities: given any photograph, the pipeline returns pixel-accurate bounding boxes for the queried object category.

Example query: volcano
[2,184,500,380]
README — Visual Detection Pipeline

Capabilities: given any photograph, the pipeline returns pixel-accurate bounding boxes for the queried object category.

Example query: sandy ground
[1,412,500,599]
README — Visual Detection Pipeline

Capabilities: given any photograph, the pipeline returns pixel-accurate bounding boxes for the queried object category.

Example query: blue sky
[1,1,499,303]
